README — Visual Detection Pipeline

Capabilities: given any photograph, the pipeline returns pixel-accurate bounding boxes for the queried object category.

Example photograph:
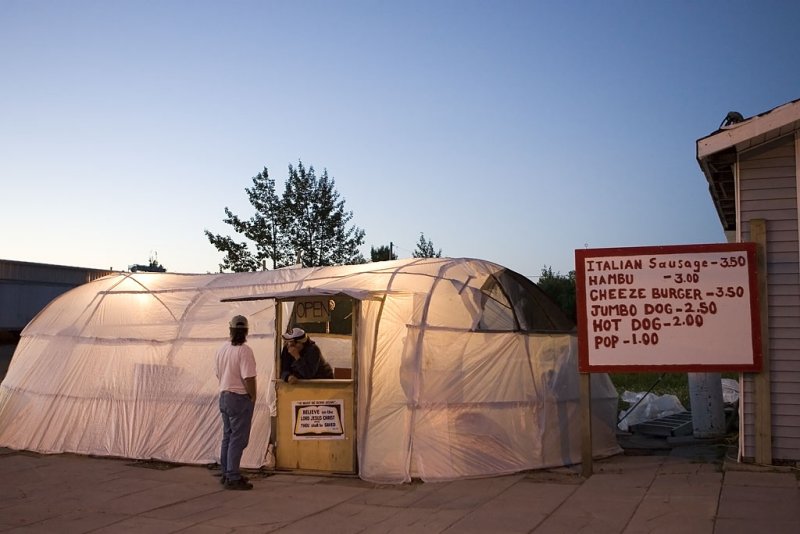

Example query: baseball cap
[281,327,306,341]
[229,315,249,329]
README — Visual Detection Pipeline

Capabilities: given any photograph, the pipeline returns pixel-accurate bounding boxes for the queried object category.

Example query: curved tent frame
[0,257,620,482]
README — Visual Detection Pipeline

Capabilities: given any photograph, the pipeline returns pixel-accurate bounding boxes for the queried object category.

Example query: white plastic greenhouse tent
[0,257,620,482]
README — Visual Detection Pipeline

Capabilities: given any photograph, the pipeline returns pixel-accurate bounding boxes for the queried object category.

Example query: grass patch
[611,373,691,408]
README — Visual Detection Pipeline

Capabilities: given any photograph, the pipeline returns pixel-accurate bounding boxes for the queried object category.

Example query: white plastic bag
[618,390,686,431]
[721,378,739,404]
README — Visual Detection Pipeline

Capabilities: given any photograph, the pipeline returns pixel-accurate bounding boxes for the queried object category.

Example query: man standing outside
[215,315,257,490]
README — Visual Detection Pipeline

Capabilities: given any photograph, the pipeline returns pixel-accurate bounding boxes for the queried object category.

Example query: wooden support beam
[750,218,772,465]
[580,373,593,477]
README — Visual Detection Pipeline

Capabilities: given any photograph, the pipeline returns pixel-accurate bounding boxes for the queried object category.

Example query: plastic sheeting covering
[359,293,620,483]
[0,271,285,469]
[0,257,620,482]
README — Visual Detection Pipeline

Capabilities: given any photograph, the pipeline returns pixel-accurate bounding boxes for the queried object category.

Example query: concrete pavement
[0,443,796,533]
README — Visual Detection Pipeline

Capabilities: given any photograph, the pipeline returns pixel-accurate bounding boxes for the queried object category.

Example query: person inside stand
[280,327,334,383]
[215,315,257,491]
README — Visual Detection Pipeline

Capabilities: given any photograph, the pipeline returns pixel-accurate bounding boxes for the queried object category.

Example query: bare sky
[2,1,798,278]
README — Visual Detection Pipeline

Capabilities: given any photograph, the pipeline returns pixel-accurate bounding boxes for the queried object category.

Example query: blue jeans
[219,391,254,481]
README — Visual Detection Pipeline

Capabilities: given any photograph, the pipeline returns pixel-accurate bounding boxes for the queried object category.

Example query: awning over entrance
[221,287,382,303]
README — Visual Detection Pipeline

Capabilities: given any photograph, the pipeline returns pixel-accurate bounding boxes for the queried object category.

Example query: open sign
[293,297,330,323]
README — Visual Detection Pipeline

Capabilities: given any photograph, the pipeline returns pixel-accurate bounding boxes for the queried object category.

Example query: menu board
[575,243,761,372]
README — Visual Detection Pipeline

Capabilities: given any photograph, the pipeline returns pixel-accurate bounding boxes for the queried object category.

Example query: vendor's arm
[290,344,323,379]
[280,346,294,382]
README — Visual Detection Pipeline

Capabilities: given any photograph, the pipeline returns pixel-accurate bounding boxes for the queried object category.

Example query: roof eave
[696,97,800,232]
[697,98,800,159]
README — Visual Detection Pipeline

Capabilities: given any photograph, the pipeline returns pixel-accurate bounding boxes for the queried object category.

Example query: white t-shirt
[215,342,257,395]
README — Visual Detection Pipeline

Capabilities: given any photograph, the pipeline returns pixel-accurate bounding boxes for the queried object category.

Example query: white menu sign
[576,243,761,372]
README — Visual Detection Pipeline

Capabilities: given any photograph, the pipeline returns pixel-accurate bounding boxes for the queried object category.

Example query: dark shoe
[220,475,248,485]
[224,478,253,491]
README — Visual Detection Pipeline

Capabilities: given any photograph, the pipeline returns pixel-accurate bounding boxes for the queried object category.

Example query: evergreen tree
[246,167,291,268]
[204,167,287,271]
[205,161,365,271]
[204,234,259,272]
[537,266,577,322]
[282,162,366,266]
[370,244,397,261]
[412,232,442,258]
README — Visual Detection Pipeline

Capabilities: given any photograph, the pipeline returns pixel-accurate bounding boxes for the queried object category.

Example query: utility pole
[389,241,393,260]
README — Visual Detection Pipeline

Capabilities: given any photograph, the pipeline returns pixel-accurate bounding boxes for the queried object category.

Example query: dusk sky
[3,1,799,279]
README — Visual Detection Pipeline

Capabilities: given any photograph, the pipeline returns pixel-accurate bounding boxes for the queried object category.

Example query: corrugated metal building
[697,98,800,464]
[0,259,114,333]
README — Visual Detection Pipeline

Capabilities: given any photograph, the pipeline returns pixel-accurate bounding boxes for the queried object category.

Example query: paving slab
[0,442,797,533]
[442,480,578,533]
[4,510,129,534]
[723,470,798,488]
[620,457,720,534]
[714,517,799,534]
[716,484,800,522]
[395,476,522,510]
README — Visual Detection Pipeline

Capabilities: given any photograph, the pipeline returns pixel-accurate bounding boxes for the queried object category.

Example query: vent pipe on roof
[719,111,744,128]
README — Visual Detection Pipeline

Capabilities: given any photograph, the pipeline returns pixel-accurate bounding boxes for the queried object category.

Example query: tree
[370,244,397,262]
[537,266,577,322]
[205,167,286,271]
[244,167,291,268]
[412,232,442,258]
[282,162,366,266]
[204,234,259,272]
[204,161,366,272]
